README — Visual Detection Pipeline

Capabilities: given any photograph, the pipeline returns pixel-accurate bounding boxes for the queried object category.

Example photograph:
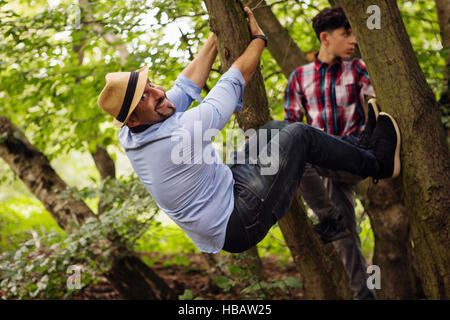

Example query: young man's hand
[244,7,265,37]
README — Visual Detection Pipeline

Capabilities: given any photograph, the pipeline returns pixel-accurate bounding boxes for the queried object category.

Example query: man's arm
[180,7,266,133]
[231,7,266,84]
[181,33,218,89]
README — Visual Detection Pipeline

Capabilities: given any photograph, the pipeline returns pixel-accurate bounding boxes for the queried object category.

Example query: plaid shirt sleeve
[356,59,375,98]
[284,69,304,122]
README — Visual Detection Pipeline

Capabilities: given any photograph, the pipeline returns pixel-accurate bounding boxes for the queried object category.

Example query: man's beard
[155,96,176,120]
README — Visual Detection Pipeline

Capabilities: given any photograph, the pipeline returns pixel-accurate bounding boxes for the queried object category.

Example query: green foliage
[399,0,447,99]
[240,276,302,297]
[134,222,199,256]
[208,253,302,300]
[257,225,292,264]
[0,175,160,299]
[0,196,64,252]
[178,288,194,300]
[178,288,204,300]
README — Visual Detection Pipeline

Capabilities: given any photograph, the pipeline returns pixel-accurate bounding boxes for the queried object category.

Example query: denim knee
[285,122,310,139]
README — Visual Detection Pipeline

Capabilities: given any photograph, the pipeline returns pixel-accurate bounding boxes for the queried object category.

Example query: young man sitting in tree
[98,7,400,278]
[284,7,380,299]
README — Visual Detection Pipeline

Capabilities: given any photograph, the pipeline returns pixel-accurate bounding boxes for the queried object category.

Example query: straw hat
[98,66,149,128]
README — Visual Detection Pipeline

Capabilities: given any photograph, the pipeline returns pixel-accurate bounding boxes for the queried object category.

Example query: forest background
[0,0,448,300]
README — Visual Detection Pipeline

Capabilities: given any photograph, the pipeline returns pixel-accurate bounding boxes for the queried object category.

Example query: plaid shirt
[284,54,375,137]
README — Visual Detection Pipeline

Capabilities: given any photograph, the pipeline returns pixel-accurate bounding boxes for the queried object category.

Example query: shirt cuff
[220,67,246,112]
[175,73,203,103]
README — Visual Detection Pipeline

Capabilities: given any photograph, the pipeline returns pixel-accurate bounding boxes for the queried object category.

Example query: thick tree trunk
[0,116,176,299]
[91,145,116,214]
[204,0,268,282]
[91,145,116,182]
[204,0,351,299]
[279,194,352,299]
[336,0,450,299]
[106,253,177,299]
[356,179,423,299]
[0,117,89,231]
[204,0,270,131]
[435,0,450,130]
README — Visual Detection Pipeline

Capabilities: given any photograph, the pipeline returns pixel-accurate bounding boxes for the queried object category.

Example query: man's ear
[319,31,329,46]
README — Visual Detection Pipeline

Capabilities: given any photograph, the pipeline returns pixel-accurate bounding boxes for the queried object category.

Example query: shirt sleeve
[166,73,203,113]
[284,69,304,123]
[179,67,246,134]
[356,59,375,98]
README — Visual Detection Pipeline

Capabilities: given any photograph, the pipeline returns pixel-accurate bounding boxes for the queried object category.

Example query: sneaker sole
[368,98,380,120]
[379,112,401,178]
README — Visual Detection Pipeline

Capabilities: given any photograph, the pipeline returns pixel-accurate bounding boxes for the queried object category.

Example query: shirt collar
[313,52,343,71]
[129,124,152,133]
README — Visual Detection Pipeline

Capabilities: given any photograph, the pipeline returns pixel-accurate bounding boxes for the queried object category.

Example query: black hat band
[116,71,139,123]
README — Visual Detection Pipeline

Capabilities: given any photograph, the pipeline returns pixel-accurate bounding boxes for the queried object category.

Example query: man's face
[322,27,357,60]
[126,79,176,127]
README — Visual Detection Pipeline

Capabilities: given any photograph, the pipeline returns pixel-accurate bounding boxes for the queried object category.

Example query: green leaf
[178,289,194,300]
[283,277,302,289]
[228,265,241,276]
[213,276,235,292]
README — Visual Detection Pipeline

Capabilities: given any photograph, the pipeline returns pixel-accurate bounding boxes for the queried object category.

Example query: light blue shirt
[119,67,246,253]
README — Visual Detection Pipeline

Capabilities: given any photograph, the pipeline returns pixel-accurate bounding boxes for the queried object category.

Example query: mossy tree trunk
[356,179,423,299]
[336,0,450,299]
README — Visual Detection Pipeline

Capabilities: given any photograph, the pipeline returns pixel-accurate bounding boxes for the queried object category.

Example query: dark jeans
[222,120,379,253]
[300,163,375,300]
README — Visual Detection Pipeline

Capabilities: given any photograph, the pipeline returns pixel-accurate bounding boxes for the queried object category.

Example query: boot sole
[379,112,401,178]
[368,98,380,119]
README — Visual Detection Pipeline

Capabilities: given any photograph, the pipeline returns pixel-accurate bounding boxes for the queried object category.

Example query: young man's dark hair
[312,6,351,40]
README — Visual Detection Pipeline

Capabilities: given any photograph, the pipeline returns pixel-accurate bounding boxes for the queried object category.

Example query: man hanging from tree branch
[97,8,401,257]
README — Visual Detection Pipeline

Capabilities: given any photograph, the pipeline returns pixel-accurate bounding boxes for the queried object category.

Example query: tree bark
[0,117,89,231]
[91,145,116,181]
[335,0,450,299]
[278,194,352,299]
[0,116,176,299]
[356,179,423,299]
[435,0,450,131]
[204,0,270,131]
[204,0,351,299]
[91,145,116,214]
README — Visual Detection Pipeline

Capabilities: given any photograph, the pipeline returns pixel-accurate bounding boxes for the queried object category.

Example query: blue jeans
[222,120,379,253]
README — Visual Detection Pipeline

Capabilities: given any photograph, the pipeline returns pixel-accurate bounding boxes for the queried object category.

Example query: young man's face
[322,27,357,60]
[126,79,176,127]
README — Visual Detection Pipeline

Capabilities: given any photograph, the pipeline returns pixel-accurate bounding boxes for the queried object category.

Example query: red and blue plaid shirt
[284,54,375,137]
